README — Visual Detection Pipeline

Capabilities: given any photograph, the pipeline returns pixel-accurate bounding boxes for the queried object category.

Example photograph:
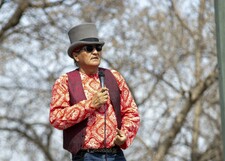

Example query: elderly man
[49,23,140,161]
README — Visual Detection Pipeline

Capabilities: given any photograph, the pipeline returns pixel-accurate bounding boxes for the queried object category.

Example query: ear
[72,52,79,62]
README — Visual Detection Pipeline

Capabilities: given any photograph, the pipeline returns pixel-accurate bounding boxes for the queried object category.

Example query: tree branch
[0,0,29,39]
[152,68,218,161]
[29,0,64,8]
[170,0,196,38]
[0,116,54,161]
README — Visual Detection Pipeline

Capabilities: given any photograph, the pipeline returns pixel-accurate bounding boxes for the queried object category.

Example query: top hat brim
[68,40,105,58]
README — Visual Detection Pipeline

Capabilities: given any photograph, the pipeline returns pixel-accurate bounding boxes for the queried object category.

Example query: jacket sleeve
[49,74,95,130]
[111,70,140,149]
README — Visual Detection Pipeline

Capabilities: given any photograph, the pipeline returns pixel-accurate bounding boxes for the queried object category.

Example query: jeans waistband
[72,146,120,158]
[81,146,119,154]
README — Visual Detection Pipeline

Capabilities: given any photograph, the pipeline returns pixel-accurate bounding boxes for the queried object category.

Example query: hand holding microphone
[90,71,109,109]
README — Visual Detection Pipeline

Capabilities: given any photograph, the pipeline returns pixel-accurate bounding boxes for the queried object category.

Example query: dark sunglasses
[81,45,103,53]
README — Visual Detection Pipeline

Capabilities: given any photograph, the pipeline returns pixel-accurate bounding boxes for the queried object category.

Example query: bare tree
[0,0,221,161]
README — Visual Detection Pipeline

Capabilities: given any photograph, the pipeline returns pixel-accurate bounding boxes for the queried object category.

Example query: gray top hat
[67,23,105,58]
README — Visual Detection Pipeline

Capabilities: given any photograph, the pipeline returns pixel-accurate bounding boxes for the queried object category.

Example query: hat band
[80,38,99,42]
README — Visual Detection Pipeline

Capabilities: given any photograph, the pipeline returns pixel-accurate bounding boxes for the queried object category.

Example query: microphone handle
[100,77,104,87]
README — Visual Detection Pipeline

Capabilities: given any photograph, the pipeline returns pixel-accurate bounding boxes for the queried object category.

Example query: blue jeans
[72,149,126,161]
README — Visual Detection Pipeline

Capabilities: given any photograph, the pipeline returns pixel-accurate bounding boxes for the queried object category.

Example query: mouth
[91,57,99,60]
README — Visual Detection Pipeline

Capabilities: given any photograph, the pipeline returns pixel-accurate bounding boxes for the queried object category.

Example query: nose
[92,48,98,54]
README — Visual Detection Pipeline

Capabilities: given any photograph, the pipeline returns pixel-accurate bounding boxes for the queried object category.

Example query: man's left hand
[113,128,127,146]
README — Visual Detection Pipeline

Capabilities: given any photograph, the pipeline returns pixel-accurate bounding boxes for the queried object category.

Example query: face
[72,44,103,68]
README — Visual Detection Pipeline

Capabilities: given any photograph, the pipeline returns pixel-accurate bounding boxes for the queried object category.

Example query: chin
[89,63,100,67]
[90,61,101,66]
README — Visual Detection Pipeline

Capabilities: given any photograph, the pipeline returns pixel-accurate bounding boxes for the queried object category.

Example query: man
[49,23,140,161]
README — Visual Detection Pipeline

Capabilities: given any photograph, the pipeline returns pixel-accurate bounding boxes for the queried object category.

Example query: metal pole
[214,0,225,160]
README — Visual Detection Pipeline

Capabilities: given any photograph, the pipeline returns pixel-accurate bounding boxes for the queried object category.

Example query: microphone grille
[98,70,105,77]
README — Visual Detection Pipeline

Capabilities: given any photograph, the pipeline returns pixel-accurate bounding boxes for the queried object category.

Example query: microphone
[98,71,105,87]
[98,70,107,151]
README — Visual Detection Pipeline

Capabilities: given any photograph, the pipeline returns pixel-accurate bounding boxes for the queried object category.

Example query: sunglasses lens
[95,45,102,51]
[85,46,94,52]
